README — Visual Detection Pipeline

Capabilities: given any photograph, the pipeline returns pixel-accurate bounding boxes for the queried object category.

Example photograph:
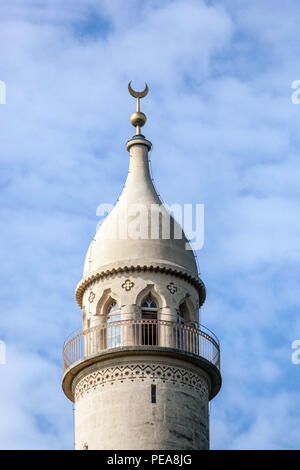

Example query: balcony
[63,319,220,374]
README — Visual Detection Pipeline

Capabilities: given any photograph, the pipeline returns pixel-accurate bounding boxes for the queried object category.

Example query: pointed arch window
[142,296,157,309]
[177,303,185,325]
[106,300,121,348]
[141,294,158,345]
[141,295,158,319]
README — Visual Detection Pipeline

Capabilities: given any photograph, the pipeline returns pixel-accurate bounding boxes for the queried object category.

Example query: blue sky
[0,0,300,449]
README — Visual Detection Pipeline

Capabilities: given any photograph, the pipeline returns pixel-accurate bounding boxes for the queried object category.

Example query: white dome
[83,137,198,279]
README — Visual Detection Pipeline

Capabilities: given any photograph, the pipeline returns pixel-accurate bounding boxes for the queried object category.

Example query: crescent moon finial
[128,81,149,99]
[128,81,149,136]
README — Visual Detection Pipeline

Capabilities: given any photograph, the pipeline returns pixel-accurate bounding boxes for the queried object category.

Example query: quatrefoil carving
[167,282,177,294]
[122,279,135,291]
[88,291,96,303]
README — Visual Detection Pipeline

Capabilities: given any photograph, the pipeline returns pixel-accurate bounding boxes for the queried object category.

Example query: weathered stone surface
[73,356,210,450]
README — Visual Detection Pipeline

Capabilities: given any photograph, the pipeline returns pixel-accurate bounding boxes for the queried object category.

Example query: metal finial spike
[128,81,149,135]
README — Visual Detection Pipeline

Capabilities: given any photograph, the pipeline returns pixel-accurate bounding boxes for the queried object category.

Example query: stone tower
[62,83,221,450]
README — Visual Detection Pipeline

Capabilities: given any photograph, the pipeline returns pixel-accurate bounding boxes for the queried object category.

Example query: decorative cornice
[75,264,206,308]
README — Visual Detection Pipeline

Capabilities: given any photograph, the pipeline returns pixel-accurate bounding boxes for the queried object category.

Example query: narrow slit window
[151,384,156,403]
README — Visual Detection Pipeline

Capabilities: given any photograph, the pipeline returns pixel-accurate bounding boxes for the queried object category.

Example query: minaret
[62,83,221,450]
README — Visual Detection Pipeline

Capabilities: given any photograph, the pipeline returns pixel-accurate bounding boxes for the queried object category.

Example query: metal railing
[63,319,220,373]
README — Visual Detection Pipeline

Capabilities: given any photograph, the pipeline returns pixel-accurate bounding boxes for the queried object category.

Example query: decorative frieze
[76,264,206,308]
[74,363,209,402]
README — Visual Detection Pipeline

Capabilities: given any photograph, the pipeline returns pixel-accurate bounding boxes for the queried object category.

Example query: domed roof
[83,136,198,279]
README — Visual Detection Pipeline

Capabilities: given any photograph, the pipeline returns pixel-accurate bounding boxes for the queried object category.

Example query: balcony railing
[63,319,220,374]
